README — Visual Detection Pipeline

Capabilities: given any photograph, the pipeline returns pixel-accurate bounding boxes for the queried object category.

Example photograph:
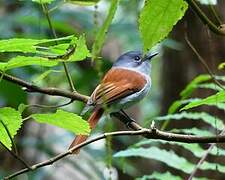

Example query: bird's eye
[134,56,141,61]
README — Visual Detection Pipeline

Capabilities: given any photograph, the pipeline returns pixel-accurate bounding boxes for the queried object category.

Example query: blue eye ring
[134,56,141,61]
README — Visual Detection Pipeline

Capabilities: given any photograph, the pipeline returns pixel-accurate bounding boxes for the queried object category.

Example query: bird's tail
[69,108,104,154]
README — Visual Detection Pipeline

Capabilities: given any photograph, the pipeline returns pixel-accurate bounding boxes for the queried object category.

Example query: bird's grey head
[113,51,157,76]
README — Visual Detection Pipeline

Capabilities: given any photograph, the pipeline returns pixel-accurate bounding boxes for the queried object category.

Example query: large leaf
[135,139,225,159]
[0,36,72,53]
[115,147,225,174]
[0,56,58,71]
[114,147,194,174]
[0,107,23,150]
[139,0,188,52]
[32,109,90,135]
[91,0,118,60]
[155,112,224,130]
[181,90,225,110]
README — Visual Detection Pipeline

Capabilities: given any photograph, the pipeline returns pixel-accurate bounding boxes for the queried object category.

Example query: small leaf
[67,0,100,6]
[18,103,28,114]
[32,0,55,4]
[139,0,188,52]
[68,35,91,61]
[0,36,72,53]
[218,62,225,70]
[137,171,182,180]
[180,74,211,99]
[168,98,201,114]
[181,90,225,110]
[197,82,224,91]
[32,70,62,84]
[0,56,58,71]
[32,109,90,135]
[92,0,118,60]
[0,107,23,150]
[155,112,224,130]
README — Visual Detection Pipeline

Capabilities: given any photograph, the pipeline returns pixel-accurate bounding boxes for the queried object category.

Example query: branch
[4,126,225,179]
[0,71,88,103]
[184,33,225,90]
[0,142,31,170]
[185,0,225,36]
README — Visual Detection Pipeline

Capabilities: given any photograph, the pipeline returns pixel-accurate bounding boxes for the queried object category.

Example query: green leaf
[32,109,90,135]
[114,147,194,174]
[155,112,224,130]
[32,70,62,84]
[37,35,90,62]
[32,0,55,4]
[139,0,188,52]
[138,171,209,180]
[92,0,118,60]
[137,171,182,180]
[18,103,28,114]
[197,83,224,91]
[0,56,58,71]
[171,128,214,136]
[115,147,225,175]
[218,62,225,70]
[181,90,225,110]
[180,74,211,99]
[135,139,225,159]
[67,0,100,6]
[0,107,23,150]
[68,35,91,61]
[0,36,72,53]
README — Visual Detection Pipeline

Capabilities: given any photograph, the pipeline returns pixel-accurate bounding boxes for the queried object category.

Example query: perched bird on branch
[69,51,157,153]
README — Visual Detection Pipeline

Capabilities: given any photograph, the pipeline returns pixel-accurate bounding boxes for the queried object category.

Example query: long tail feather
[69,108,104,154]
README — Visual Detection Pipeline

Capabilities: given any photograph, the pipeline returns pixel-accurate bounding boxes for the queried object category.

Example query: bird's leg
[120,109,136,128]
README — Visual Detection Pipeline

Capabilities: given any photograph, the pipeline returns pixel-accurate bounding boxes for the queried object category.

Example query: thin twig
[28,99,74,109]
[209,5,222,25]
[185,33,225,90]
[0,142,31,170]
[185,0,225,36]
[0,71,88,102]
[188,128,225,180]
[41,3,76,92]
[4,126,225,180]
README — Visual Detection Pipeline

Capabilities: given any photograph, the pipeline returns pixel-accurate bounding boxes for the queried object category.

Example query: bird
[69,50,157,153]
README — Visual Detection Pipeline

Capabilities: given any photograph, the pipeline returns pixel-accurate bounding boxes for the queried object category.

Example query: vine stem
[41,3,76,92]
[185,0,225,36]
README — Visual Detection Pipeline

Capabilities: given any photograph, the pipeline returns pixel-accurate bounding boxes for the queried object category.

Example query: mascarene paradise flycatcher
[69,51,157,153]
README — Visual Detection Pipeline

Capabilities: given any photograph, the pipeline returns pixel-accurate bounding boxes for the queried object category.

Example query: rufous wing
[89,68,147,106]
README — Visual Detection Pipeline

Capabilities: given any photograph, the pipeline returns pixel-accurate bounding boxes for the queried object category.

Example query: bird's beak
[142,52,158,62]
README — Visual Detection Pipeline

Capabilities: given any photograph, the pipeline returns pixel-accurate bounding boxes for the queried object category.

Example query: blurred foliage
[0,0,225,180]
